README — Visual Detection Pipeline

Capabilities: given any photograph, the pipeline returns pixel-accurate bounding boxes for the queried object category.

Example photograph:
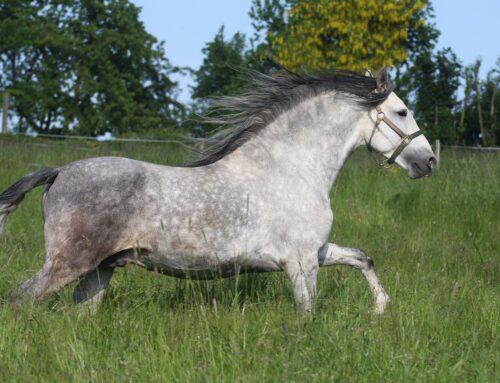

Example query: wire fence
[440,144,500,151]
[12,132,191,145]
[2,132,500,154]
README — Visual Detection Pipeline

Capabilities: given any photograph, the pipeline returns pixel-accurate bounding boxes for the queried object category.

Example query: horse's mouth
[410,162,433,179]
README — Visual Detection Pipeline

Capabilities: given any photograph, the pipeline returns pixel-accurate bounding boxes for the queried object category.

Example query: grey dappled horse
[0,68,436,314]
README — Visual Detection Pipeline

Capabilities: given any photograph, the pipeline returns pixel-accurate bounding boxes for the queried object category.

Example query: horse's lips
[411,162,432,178]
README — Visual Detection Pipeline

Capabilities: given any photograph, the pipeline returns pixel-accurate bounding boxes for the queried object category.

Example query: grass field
[0,135,498,382]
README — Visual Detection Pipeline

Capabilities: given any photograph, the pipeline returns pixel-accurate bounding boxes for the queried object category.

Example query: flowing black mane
[185,69,394,167]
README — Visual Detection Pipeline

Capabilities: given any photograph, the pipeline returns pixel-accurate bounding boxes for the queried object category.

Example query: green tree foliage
[461,59,500,146]
[247,0,287,72]
[191,27,248,102]
[189,27,249,134]
[0,0,59,131]
[485,60,500,145]
[0,0,182,135]
[409,48,462,143]
[393,3,465,145]
[250,0,429,72]
[394,1,439,103]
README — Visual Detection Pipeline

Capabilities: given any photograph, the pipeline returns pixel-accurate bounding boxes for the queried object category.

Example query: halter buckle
[376,111,385,124]
[401,135,411,146]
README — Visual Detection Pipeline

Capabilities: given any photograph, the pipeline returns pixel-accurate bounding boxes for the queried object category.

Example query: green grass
[0,135,498,382]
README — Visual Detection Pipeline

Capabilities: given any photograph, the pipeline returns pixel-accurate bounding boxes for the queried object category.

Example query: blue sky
[132,0,499,102]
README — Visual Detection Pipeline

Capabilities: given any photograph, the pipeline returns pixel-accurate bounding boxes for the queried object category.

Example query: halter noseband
[367,105,423,168]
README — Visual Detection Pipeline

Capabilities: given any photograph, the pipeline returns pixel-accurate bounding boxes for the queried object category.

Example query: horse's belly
[138,249,280,279]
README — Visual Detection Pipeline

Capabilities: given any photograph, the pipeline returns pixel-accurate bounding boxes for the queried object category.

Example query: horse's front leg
[282,252,319,316]
[318,243,390,314]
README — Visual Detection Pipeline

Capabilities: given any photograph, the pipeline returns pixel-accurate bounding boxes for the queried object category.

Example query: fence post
[435,139,440,168]
[1,91,8,134]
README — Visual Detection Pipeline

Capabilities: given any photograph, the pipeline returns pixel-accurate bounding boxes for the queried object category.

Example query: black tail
[0,168,59,237]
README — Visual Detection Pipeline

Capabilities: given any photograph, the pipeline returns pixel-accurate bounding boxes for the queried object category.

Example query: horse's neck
[223,94,363,193]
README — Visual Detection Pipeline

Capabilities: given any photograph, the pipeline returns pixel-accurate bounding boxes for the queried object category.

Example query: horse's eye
[398,109,408,117]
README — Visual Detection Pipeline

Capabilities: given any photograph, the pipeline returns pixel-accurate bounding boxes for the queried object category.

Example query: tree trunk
[475,81,486,145]
[46,109,53,132]
[459,67,472,144]
[491,81,497,145]
[459,96,466,132]
[38,113,46,133]
[2,91,8,134]
[473,60,487,145]
[434,102,439,130]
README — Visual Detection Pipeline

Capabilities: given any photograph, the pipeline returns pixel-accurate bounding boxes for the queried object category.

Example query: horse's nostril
[428,156,437,167]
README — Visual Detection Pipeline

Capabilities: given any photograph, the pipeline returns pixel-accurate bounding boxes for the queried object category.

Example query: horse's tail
[0,168,59,238]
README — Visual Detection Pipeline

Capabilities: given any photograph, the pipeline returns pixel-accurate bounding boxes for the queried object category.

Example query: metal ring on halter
[376,111,385,123]
[382,159,392,169]
[401,135,412,146]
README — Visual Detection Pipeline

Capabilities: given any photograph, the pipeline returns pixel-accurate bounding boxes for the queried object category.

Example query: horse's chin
[408,161,433,179]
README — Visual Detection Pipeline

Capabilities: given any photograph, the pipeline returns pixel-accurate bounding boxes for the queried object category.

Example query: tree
[64,0,184,135]
[409,48,462,143]
[253,0,429,72]
[394,0,439,103]
[459,66,474,140]
[472,59,486,145]
[189,26,249,134]
[191,26,248,102]
[247,0,287,73]
[471,59,500,147]
[463,59,500,146]
[486,59,500,145]
[0,0,53,132]
[0,0,183,135]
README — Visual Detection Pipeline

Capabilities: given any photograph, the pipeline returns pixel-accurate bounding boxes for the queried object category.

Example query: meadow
[0,135,498,382]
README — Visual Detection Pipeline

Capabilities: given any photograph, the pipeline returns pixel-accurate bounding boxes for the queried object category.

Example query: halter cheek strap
[367,105,423,165]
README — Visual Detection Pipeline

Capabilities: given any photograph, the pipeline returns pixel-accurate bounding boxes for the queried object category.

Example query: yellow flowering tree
[266,0,427,72]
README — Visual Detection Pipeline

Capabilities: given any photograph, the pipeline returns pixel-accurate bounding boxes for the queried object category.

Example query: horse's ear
[376,67,389,91]
[364,70,373,77]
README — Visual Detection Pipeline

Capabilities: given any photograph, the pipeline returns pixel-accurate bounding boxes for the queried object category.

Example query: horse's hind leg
[318,243,390,314]
[73,265,114,309]
[9,258,89,308]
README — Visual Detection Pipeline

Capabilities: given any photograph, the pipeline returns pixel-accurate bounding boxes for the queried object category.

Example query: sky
[132,0,500,102]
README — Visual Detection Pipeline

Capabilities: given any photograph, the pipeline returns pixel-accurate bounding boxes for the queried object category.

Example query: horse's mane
[184,68,394,168]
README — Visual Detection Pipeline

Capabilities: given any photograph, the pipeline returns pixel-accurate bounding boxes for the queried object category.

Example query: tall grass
[0,136,498,382]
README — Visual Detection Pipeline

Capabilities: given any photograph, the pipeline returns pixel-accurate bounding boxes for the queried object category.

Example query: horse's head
[363,68,437,179]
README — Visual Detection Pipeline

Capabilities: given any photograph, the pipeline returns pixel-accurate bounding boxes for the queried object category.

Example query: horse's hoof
[374,292,390,315]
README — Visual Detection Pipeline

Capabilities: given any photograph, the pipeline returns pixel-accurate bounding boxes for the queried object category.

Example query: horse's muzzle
[410,156,436,179]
